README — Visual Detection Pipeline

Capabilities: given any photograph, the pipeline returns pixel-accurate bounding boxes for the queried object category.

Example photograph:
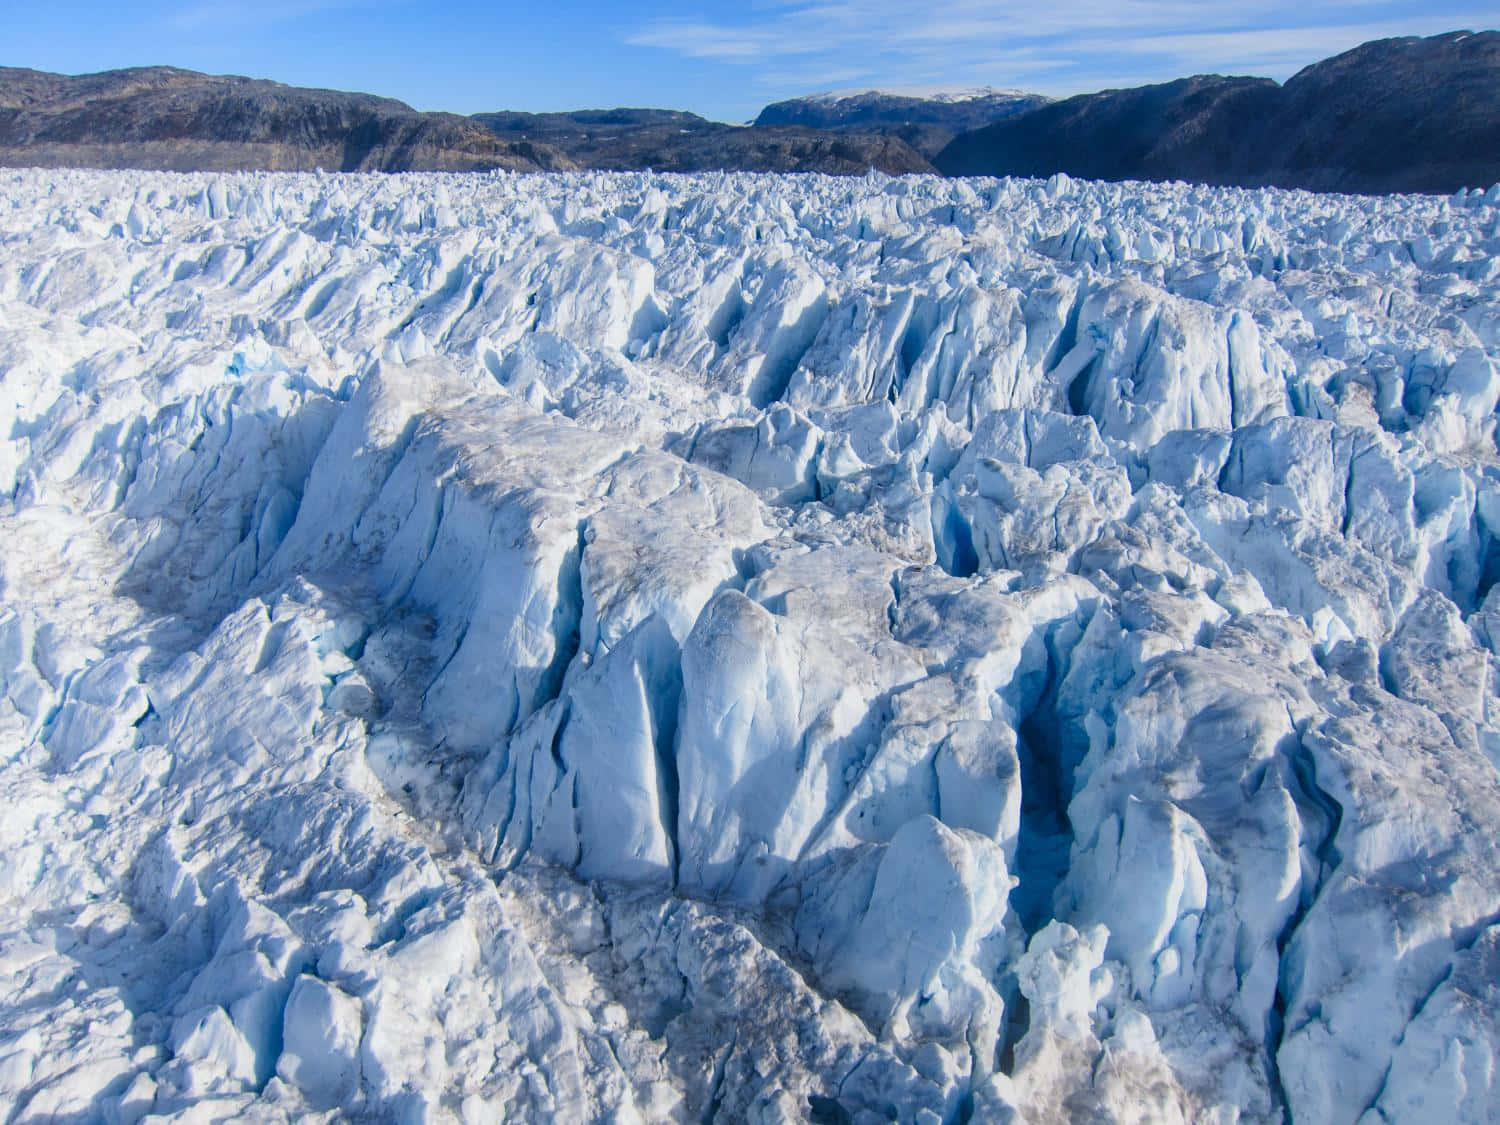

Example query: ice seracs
[1,166,1498,1122]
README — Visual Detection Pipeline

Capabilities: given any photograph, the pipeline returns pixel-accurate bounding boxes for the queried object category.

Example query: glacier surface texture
[2,168,1500,1124]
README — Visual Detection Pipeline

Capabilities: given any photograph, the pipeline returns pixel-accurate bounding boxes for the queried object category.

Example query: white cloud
[629,22,820,62]
[627,1,1495,97]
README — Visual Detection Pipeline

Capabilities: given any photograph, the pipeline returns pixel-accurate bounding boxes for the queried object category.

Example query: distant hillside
[936,31,1500,193]
[755,88,1049,157]
[0,66,574,173]
[474,109,933,174]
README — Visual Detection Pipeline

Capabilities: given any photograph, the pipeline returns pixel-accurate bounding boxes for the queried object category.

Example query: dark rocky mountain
[1245,30,1500,192]
[0,66,575,173]
[754,88,1050,157]
[474,108,933,174]
[936,31,1500,194]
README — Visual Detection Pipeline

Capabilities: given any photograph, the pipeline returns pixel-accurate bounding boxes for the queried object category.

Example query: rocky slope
[0,66,574,173]
[936,30,1500,193]
[754,88,1049,158]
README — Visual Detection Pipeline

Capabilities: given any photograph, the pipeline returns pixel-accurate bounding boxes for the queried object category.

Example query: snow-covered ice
[1,165,1499,1122]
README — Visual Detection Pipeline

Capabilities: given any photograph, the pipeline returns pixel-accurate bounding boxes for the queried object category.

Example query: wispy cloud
[628,1,1495,98]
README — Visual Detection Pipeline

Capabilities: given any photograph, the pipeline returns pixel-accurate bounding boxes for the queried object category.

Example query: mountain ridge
[472,108,934,174]
[1,30,1497,191]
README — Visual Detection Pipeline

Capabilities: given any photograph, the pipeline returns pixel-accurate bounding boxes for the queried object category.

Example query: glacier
[1,166,1499,1123]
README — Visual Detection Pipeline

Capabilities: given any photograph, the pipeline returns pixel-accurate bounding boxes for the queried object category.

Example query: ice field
[2,167,1500,1122]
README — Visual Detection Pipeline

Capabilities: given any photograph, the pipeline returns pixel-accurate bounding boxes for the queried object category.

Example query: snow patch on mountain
[800,86,1039,106]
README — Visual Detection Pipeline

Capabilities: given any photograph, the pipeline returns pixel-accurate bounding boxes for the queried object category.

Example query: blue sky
[7,1,1494,122]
